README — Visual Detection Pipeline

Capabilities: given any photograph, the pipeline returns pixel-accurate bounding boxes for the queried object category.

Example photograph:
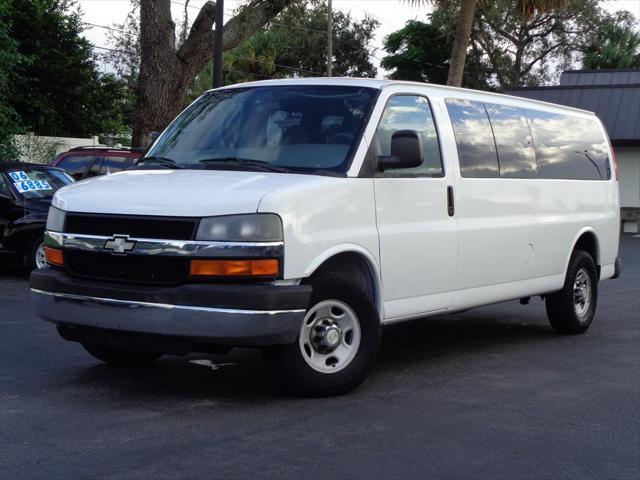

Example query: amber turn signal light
[189,259,279,277]
[44,247,64,266]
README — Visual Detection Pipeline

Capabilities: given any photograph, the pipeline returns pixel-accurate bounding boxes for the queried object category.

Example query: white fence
[13,134,105,164]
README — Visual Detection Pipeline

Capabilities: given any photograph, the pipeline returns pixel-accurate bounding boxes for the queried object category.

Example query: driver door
[372,94,458,320]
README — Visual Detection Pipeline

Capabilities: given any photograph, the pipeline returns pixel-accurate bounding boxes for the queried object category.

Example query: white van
[31,79,620,396]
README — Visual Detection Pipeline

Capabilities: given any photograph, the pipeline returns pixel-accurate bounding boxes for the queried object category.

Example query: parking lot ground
[1,235,638,480]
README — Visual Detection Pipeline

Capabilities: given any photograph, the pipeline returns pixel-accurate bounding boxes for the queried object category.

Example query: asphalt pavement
[1,235,638,479]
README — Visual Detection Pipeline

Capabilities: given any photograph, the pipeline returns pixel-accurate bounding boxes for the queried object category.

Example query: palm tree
[405,0,569,87]
[582,17,640,69]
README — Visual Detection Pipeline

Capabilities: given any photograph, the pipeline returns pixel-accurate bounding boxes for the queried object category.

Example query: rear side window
[445,99,499,178]
[375,95,443,177]
[100,156,129,174]
[57,155,95,178]
[484,104,537,178]
[525,110,610,180]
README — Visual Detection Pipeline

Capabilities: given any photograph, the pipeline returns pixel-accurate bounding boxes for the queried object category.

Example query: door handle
[447,185,455,217]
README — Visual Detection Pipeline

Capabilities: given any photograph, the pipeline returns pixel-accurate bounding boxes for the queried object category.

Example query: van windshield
[145,85,378,174]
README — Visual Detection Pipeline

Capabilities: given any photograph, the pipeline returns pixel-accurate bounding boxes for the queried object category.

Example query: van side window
[525,110,611,180]
[375,95,443,177]
[484,104,537,178]
[445,99,499,178]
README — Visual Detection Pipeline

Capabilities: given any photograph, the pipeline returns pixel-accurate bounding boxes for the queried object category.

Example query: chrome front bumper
[30,269,311,346]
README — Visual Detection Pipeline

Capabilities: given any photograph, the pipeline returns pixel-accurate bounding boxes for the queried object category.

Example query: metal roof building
[506,69,640,233]
[506,69,640,146]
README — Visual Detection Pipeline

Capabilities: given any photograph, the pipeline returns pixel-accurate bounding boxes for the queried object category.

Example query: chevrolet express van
[31,79,620,396]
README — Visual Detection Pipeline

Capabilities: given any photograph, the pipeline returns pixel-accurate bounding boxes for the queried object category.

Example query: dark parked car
[50,146,141,180]
[0,162,74,270]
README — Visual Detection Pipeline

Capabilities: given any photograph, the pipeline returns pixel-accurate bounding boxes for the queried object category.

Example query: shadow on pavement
[0,265,30,279]
[61,306,556,402]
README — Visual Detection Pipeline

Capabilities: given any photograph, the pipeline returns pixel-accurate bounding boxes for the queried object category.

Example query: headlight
[46,206,66,232]
[196,214,283,242]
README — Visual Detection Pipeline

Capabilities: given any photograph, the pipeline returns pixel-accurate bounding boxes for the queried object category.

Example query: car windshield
[6,168,73,199]
[145,85,378,174]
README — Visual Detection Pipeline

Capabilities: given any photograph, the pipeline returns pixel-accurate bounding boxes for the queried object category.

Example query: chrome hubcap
[35,242,47,269]
[299,300,361,374]
[573,268,592,319]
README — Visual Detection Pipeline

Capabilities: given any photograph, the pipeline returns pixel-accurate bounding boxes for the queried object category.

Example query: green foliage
[6,0,131,139]
[582,12,640,69]
[188,0,379,97]
[473,0,602,87]
[256,0,379,79]
[100,5,140,87]
[383,0,611,90]
[0,0,24,159]
[277,0,379,78]
[382,20,450,84]
[381,8,491,89]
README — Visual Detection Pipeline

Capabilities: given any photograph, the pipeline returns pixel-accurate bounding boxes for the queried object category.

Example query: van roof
[211,77,593,116]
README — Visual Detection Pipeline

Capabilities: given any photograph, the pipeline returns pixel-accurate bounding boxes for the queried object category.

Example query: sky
[79,0,640,77]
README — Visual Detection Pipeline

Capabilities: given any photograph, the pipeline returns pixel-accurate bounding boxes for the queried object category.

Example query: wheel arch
[565,228,601,279]
[303,245,383,320]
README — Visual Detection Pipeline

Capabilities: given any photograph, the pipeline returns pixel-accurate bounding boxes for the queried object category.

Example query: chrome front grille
[64,214,198,240]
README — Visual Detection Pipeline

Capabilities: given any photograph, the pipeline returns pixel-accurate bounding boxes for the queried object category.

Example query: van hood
[52,169,329,217]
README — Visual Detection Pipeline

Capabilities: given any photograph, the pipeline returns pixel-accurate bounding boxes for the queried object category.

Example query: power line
[84,10,467,79]
[82,21,128,33]
[223,67,272,79]
[91,44,323,77]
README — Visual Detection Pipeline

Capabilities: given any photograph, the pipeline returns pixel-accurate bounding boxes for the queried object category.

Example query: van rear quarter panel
[453,177,618,287]
[427,92,620,309]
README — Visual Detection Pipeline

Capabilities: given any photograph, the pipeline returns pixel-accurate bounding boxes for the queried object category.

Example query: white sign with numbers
[8,171,29,182]
[9,171,52,193]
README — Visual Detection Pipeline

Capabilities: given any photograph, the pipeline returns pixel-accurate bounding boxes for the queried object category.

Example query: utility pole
[213,0,224,88]
[326,0,333,77]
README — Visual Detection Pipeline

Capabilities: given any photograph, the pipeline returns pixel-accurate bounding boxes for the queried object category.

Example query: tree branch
[175,0,297,91]
[176,1,216,67]
[521,42,563,75]
[223,0,297,51]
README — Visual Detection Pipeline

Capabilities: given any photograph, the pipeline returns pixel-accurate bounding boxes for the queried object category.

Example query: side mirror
[378,130,422,171]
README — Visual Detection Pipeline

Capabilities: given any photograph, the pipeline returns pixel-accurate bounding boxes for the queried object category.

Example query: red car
[50,146,142,180]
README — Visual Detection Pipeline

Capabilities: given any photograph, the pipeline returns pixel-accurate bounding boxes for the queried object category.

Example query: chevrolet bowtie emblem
[103,235,136,255]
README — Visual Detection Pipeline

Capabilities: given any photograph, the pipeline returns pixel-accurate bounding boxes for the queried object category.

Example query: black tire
[546,250,598,334]
[264,271,381,397]
[81,343,162,366]
[27,234,45,271]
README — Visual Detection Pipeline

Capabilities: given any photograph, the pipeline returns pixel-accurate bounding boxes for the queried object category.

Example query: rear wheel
[545,250,598,334]
[264,271,381,397]
[82,343,162,366]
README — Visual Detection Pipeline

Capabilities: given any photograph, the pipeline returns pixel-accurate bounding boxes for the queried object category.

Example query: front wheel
[28,235,46,270]
[545,250,598,334]
[264,271,381,397]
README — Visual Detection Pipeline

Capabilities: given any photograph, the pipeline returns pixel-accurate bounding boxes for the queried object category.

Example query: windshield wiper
[137,156,185,169]
[198,157,290,173]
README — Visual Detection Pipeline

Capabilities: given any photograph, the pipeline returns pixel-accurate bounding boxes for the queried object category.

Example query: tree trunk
[133,0,296,147]
[446,0,477,87]
[134,0,179,147]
